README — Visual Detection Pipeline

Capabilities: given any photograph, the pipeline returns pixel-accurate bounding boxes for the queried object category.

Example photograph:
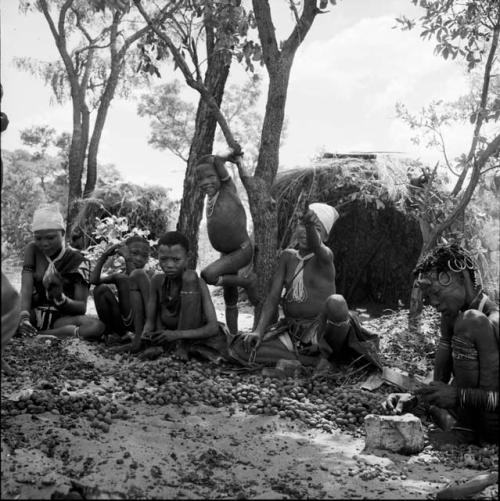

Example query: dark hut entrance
[272,153,422,312]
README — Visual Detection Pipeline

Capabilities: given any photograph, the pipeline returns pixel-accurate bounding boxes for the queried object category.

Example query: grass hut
[272,153,422,310]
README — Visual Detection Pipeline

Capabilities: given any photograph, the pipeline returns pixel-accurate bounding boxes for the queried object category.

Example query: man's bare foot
[172,342,189,361]
[137,346,163,361]
[245,272,259,305]
[109,343,132,354]
[312,357,334,379]
[1,358,17,376]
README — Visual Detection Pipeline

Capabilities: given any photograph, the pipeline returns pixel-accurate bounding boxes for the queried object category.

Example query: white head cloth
[309,203,339,238]
[32,204,65,232]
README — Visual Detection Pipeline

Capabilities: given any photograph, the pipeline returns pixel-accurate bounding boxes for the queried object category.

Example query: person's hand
[414,381,458,409]
[242,331,262,353]
[151,330,179,345]
[226,148,244,165]
[116,244,130,260]
[104,242,121,257]
[382,393,418,414]
[302,209,320,228]
[46,280,64,303]
[18,315,37,337]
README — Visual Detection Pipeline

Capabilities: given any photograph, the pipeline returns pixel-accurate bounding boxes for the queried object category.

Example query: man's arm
[54,281,88,316]
[142,274,161,333]
[89,244,121,285]
[253,253,288,337]
[433,315,454,383]
[173,278,219,340]
[303,210,333,264]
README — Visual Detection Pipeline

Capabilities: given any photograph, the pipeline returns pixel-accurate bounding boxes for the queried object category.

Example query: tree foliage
[16,0,167,229]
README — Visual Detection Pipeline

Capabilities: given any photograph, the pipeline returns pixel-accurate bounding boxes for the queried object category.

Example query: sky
[0,0,473,200]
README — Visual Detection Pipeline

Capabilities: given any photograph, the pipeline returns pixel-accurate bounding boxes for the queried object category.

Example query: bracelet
[53,293,67,307]
[20,310,31,321]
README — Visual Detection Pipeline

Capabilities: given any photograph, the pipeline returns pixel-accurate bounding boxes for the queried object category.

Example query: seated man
[195,151,257,336]
[2,272,20,375]
[384,242,499,445]
[17,204,105,340]
[138,231,226,361]
[91,236,151,352]
[231,203,381,373]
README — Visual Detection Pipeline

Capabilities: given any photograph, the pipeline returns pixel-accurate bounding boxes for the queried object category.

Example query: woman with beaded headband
[384,242,499,445]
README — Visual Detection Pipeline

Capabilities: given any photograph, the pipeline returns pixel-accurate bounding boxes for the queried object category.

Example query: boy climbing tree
[90,236,151,352]
[195,152,258,336]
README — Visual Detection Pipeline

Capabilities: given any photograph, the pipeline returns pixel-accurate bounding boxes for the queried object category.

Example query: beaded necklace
[206,191,220,218]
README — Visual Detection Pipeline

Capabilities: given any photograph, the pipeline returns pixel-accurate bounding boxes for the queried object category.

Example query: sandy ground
[1,266,498,499]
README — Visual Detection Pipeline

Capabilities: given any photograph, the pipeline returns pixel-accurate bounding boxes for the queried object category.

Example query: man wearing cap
[17,204,105,341]
[229,203,381,373]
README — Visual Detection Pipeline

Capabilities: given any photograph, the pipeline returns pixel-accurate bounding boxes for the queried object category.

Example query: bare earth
[1,268,498,499]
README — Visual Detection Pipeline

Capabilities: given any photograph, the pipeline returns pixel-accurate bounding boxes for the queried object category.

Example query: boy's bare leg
[223,284,239,336]
[93,284,128,337]
[219,272,258,306]
[111,271,149,354]
[43,315,106,340]
[201,243,252,285]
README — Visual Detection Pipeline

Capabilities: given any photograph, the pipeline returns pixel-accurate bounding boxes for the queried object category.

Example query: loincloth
[270,317,323,356]
[33,305,61,331]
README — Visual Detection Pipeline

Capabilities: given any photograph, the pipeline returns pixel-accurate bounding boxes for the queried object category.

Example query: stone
[364,413,425,454]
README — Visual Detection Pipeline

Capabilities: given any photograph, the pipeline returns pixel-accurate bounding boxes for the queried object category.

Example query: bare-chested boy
[90,236,151,353]
[230,203,380,373]
[138,231,226,361]
[195,152,257,336]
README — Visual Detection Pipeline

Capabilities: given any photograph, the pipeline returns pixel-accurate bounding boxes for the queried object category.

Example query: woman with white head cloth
[17,204,105,341]
[228,202,381,374]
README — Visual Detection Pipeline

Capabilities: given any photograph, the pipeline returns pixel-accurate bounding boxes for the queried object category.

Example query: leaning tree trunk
[177,52,232,269]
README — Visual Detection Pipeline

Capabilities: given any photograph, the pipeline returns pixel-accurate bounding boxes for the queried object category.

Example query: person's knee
[200,266,219,285]
[93,284,111,300]
[324,294,349,322]
[182,270,200,291]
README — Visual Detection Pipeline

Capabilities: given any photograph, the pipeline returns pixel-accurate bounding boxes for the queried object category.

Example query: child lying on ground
[138,231,227,361]
[195,152,257,336]
[90,236,151,352]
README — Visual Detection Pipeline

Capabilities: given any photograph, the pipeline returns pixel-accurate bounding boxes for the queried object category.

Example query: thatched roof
[272,154,422,309]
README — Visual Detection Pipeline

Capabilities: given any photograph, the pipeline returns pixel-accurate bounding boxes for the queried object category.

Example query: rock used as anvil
[364,413,425,454]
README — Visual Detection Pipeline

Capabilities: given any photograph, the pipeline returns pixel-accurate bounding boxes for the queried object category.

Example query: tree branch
[431,132,500,245]
[252,0,280,70]
[132,0,242,155]
[452,10,500,195]
[282,0,318,55]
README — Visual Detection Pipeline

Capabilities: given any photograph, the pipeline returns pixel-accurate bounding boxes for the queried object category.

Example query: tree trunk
[177,51,231,269]
[83,63,122,198]
[66,97,86,233]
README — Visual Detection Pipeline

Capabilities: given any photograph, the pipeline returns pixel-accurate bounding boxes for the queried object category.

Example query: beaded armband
[459,388,499,412]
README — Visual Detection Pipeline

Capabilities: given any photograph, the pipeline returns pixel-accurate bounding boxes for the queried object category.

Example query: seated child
[18,204,105,340]
[138,231,226,361]
[195,151,257,336]
[90,235,151,352]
